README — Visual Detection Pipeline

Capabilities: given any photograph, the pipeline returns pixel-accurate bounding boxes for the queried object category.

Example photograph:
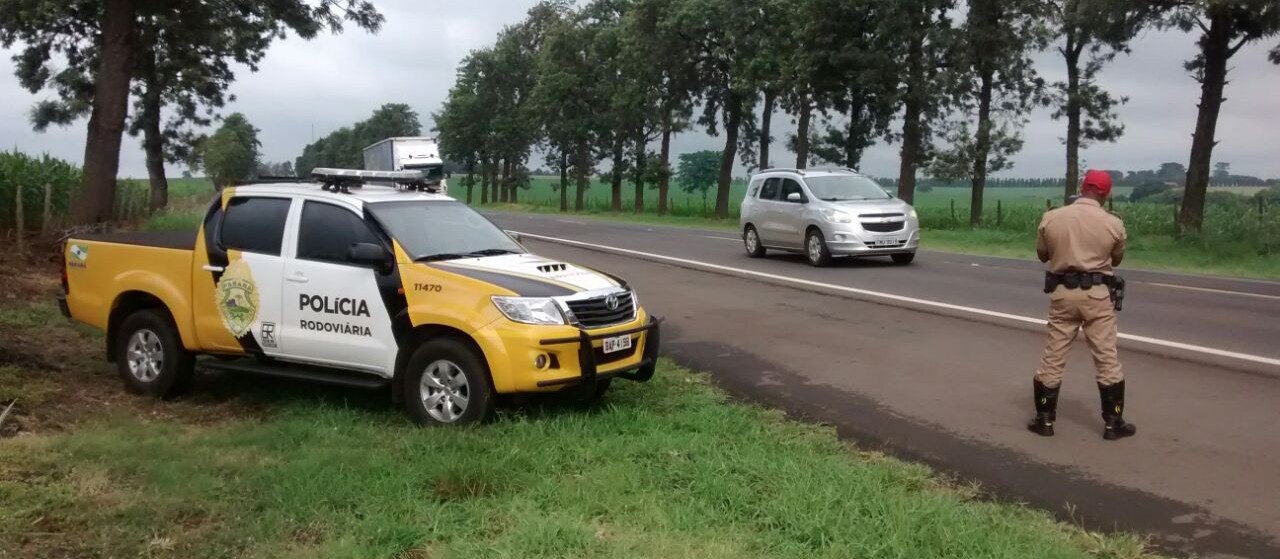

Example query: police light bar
[310,168,438,193]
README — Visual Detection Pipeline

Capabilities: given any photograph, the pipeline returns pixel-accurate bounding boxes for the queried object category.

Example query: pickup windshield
[368,201,524,261]
[804,176,891,201]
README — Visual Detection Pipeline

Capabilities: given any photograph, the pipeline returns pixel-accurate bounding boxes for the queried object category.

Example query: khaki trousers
[1034,285,1123,388]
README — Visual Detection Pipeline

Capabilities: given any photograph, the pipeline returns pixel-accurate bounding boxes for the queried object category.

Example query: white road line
[517,231,1280,369]
[1141,281,1280,301]
[703,235,740,241]
[555,219,587,225]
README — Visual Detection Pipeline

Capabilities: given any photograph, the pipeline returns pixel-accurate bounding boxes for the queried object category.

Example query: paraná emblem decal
[215,260,259,338]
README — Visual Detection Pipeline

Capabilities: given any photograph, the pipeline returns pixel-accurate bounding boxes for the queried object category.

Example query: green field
[0,288,1156,558]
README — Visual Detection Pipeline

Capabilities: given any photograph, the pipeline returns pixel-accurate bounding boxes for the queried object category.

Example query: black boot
[1027,379,1059,437]
[1098,381,1137,440]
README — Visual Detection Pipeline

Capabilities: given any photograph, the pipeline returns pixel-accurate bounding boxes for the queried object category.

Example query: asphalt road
[489,211,1280,559]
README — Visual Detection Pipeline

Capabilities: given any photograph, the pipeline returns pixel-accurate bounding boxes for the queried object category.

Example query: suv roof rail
[229,175,304,186]
[759,167,804,174]
[309,167,442,194]
[812,167,860,174]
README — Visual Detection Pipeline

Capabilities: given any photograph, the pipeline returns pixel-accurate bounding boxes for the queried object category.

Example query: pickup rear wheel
[404,338,494,426]
[115,309,194,398]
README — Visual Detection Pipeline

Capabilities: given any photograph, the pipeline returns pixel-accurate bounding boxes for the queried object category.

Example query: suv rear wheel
[115,309,194,398]
[404,338,495,426]
[743,225,766,258]
[805,229,833,267]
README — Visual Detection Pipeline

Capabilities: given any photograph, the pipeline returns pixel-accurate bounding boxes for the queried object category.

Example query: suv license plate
[603,335,632,354]
[873,239,899,246]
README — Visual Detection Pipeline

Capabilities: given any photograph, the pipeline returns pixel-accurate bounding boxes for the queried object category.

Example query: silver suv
[739,168,920,266]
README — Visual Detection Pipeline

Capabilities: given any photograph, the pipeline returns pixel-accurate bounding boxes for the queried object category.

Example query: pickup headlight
[907,207,918,220]
[491,297,566,325]
[820,208,853,223]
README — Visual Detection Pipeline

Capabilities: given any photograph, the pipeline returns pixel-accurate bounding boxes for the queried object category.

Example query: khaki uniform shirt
[1036,198,1126,275]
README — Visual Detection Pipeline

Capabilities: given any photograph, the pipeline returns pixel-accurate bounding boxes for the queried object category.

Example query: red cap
[1081,170,1112,198]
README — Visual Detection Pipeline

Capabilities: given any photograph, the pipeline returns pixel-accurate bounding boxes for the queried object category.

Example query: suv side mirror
[786,192,804,203]
[348,242,391,270]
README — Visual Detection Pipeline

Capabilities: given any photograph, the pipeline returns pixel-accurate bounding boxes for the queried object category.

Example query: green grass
[0,357,1154,558]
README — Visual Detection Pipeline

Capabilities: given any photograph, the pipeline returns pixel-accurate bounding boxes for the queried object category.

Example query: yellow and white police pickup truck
[58,169,659,425]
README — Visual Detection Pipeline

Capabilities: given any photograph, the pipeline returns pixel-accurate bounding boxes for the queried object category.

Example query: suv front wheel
[744,225,766,258]
[805,229,833,267]
[404,338,495,426]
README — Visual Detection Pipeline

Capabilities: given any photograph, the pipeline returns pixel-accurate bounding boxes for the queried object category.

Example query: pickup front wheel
[115,309,194,398]
[404,338,495,426]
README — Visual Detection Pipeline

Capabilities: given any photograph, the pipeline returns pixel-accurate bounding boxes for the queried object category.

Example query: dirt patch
[0,266,266,438]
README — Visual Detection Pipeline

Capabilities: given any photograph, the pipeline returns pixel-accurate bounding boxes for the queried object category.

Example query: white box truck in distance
[363,137,448,194]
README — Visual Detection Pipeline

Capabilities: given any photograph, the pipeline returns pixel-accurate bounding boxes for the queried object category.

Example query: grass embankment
[0,266,1155,558]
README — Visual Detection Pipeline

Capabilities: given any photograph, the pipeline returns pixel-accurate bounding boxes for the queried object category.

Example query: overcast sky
[1,0,1277,180]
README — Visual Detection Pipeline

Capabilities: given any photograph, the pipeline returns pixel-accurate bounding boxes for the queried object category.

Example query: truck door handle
[287,273,308,284]
[201,265,224,273]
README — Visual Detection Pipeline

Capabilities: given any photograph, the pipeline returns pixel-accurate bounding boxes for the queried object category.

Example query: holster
[1109,276,1126,312]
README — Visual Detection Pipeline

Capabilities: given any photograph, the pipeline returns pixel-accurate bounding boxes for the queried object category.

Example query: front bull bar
[536,316,662,398]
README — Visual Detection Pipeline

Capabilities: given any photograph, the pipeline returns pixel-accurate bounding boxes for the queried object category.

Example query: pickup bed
[61,175,658,425]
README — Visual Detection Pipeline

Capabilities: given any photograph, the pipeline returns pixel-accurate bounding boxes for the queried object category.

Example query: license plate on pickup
[602,335,633,354]
[872,239,900,247]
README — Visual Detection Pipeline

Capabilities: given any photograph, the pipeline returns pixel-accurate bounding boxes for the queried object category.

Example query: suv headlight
[907,207,918,220]
[491,297,566,325]
[820,208,853,223]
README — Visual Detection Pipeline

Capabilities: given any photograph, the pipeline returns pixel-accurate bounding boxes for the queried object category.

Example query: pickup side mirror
[786,192,805,203]
[505,230,524,243]
[348,242,392,271]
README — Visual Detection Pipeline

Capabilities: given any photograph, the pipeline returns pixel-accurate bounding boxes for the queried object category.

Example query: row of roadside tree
[433,0,1280,232]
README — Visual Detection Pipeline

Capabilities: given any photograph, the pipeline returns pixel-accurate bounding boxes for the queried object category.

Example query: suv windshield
[368,201,524,261]
[804,176,891,201]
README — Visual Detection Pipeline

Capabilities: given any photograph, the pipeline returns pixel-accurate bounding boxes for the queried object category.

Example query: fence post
[997,199,1003,227]
[15,185,25,258]
[950,199,956,224]
[42,183,52,233]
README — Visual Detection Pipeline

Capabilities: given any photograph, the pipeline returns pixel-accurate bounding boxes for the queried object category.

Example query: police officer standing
[1028,170,1136,441]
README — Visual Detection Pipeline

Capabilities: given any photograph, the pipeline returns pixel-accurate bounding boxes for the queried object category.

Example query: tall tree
[676,0,766,218]
[882,0,955,204]
[531,5,607,212]
[803,0,897,172]
[1171,0,1280,231]
[931,0,1049,226]
[629,0,698,215]
[1047,0,1158,202]
[1,0,382,222]
[196,113,260,188]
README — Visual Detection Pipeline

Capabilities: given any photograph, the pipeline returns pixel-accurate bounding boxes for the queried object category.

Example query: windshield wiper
[466,248,519,257]
[414,252,470,262]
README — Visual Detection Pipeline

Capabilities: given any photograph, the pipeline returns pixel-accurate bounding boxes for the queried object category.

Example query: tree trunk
[970,69,994,227]
[759,89,775,170]
[633,135,646,213]
[465,160,475,204]
[658,111,672,216]
[480,157,490,204]
[794,90,811,169]
[610,137,624,212]
[499,158,511,203]
[559,150,569,212]
[575,142,589,211]
[897,18,925,205]
[1180,10,1232,233]
[509,160,518,204]
[74,0,137,224]
[715,94,741,219]
[1064,31,1082,202]
[138,30,167,213]
[490,159,500,203]
[844,97,864,169]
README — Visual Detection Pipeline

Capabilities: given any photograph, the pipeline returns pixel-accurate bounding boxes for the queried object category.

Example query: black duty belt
[1044,271,1126,311]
